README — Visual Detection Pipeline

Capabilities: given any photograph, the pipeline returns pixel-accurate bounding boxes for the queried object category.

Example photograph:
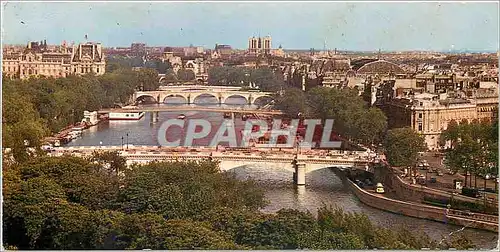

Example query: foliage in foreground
[2,154,475,250]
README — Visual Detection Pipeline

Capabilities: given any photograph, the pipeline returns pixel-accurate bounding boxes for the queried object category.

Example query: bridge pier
[150,111,159,124]
[294,162,306,186]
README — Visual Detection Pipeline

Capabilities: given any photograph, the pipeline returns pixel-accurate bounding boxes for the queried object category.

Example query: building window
[81,68,84,73]
[97,67,99,73]
[418,113,422,119]
[418,123,423,131]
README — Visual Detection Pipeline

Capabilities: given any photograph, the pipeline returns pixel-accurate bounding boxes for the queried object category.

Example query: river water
[66,97,498,248]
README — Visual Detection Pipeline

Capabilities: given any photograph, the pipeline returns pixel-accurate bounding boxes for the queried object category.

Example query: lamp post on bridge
[126,133,129,150]
[121,136,124,151]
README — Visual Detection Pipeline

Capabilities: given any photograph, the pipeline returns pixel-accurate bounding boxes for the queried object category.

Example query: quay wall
[347,179,498,232]
[387,171,498,208]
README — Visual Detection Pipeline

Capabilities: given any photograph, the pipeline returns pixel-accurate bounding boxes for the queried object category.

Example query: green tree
[208,66,246,86]
[250,67,284,92]
[384,128,426,167]
[2,155,476,250]
[2,88,47,162]
[273,88,309,118]
[353,108,388,145]
[441,120,497,188]
[135,68,159,91]
[235,209,317,249]
[177,69,195,82]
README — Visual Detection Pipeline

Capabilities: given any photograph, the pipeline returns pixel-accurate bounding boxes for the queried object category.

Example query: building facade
[384,91,498,150]
[2,41,105,79]
[248,36,272,55]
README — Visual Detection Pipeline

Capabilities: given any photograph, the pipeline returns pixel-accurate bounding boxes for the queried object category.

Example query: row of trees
[2,154,473,250]
[207,66,284,92]
[107,55,198,83]
[161,68,196,84]
[441,119,498,189]
[274,87,388,146]
[106,56,171,74]
[273,87,431,169]
[2,68,159,161]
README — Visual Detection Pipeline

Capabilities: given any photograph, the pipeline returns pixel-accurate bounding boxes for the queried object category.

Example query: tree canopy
[274,87,388,146]
[208,66,284,92]
[384,127,426,167]
[441,119,498,188]
[2,154,474,250]
[2,68,159,159]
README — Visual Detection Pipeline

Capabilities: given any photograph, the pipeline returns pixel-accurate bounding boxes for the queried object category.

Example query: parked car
[376,183,385,194]
[417,178,426,185]
[437,171,444,176]
[41,145,54,152]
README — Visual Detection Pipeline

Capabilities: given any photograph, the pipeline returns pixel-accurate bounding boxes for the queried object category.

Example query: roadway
[48,145,379,164]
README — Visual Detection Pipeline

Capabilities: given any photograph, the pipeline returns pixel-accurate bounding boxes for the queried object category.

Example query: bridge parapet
[49,146,377,186]
[134,89,274,105]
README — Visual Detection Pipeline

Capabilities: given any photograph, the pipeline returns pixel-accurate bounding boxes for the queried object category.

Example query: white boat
[109,112,145,120]
[71,126,84,132]
[69,131,81,139]
[177,114,186,120]
[82,111,99,126]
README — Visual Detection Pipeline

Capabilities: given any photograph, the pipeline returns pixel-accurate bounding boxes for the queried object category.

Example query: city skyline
[1,1,499,52]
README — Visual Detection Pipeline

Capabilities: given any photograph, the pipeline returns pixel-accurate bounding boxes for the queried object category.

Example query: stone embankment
[347,179,498,232]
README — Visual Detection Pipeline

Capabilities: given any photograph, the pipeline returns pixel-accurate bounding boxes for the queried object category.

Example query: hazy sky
[2,1,499,51]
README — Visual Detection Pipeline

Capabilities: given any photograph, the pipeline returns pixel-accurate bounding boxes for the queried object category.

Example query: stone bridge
[48,146,376,186]
[134,86,274,105]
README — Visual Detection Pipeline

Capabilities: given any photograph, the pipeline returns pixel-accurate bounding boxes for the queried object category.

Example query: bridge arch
[224,94,248,105]
[135,95,158,104]
[217,159,361,173]
[252,95,274,106]
[163,94,188,104]
[193,93,220,104]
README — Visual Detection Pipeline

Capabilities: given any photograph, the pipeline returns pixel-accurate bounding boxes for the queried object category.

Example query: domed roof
[356,60,405,74]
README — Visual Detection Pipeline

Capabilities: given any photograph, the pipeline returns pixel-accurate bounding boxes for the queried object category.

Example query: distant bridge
[98,106,284,115]
[49,146,377,186]
[134,86,274,105]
